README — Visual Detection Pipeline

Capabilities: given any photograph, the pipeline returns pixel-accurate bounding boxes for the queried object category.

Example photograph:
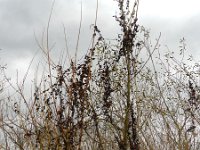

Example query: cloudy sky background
[0,0,200,93]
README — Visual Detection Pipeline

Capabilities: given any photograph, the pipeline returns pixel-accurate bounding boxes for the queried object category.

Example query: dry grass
[0,0,200,149]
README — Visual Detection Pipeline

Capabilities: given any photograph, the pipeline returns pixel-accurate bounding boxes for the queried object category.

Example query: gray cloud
[0,0,51,49]
[138,13,200,61]
[0,0,118,88]
[0,0,199,91]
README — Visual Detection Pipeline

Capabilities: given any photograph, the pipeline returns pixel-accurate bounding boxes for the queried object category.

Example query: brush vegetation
[0,0,200,149]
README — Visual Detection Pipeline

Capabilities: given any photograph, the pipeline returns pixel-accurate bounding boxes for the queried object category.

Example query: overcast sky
[139,0,200,59]
[0,0,200,91]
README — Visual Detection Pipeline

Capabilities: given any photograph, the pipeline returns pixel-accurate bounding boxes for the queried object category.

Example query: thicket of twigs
[0,0,200,149]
